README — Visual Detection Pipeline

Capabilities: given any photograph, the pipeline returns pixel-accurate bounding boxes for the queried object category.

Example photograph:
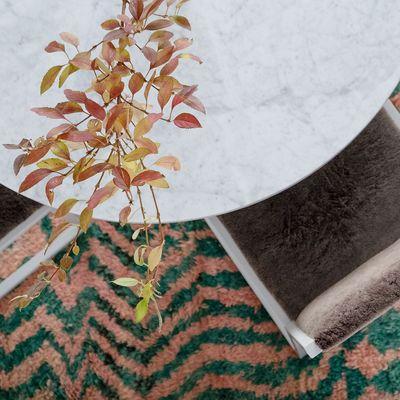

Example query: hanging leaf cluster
[6,0,204,327]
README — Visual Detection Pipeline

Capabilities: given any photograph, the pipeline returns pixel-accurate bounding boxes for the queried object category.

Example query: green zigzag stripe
[0,219,398,399]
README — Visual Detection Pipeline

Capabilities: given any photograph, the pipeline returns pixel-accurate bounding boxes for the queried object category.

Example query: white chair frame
[206,100,400,358]
[0,206,77,300]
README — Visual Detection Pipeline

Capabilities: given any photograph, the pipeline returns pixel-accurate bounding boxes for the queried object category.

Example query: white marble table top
[0,0,400,223]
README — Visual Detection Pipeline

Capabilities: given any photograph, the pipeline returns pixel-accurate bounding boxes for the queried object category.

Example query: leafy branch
[5,0,204,328]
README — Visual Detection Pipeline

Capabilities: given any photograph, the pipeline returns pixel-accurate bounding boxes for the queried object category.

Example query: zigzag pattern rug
[0,217,399,399]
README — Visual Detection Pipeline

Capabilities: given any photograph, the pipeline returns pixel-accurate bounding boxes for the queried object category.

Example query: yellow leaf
[47,221,72,248]
[72,244,80,255]
[54,198,78,219]
[148,242,164,271]
[149,178,169,189]
[37,158,68,171]
[134,117,153,138]
[80,207,93,233]
[124,147,152,162]
[52,141,70,160]
[41,65,63,94]
[135,299,148,323]
[59,64,79,88]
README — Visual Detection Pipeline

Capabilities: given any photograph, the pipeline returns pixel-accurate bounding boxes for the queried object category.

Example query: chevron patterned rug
[0,216,399,399]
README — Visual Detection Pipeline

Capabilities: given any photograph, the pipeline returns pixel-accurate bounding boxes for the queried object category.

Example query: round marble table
[0,0,400,222]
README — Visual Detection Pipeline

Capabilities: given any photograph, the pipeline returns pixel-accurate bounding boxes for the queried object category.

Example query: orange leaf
[54,198,78,219]
[24,144,51,166]
[19,169,52,193]
[134,113,162,138]
[174,113,202,129]
[129,72,145,96]
[85,99,106,120]
[158,78,174,110]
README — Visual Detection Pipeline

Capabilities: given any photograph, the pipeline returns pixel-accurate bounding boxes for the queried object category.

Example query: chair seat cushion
[296,238,400,349]
[219,109,400,337]
[0,185,42,240]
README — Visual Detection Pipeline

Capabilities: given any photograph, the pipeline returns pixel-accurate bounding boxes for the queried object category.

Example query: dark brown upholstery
[219,109,400,348]
[0,185,42,240]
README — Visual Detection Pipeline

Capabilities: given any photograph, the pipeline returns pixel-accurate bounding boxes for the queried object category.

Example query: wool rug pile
[0,216,399,399]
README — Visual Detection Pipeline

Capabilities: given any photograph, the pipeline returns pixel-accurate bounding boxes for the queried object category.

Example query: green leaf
[41,65,63,94]
[112,278,139,287]
[135,299,149,323]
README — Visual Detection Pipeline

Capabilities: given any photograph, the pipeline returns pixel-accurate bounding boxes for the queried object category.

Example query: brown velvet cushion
[0,185,42,240]
[219,109,400,320]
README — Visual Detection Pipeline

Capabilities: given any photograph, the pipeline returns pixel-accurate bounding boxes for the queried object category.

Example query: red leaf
[76,162,111,182]
[184,94,206,114]
[59,130,95,142]
[45,41,65,53]
[31,107,64,119]
[45,175,64,204]
[64,89,87,103]
[88,185,115,209]
[142,47,157,64]
[160,57,179,76]
[132,170,164,186]
[145,19,173,31]
[85,99,106,120]
[172,85,197,109]
[112,166,131,191]
[174,113,202,129]
[129,0,144,20]
[70,52,92,70]
[103,29,127,42]
[143,0,163,19]
[19,169,52,193]
[47,123,74,138]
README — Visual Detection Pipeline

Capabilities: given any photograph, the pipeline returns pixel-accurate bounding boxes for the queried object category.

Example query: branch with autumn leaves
[5,0,204,327]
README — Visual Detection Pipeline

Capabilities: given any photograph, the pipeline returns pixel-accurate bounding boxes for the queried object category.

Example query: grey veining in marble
[0,0,399,222]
